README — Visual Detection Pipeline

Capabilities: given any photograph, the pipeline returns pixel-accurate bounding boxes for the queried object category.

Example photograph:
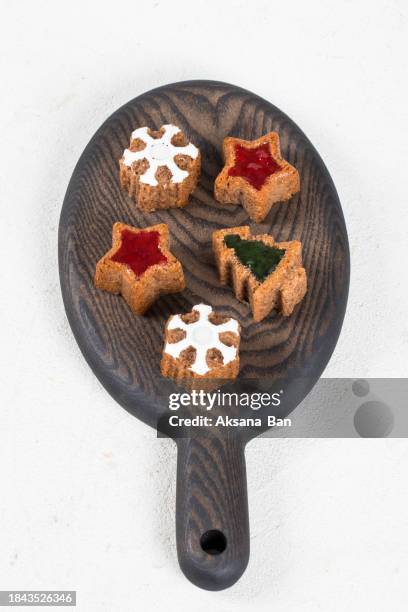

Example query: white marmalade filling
[164,304,239,376]
[122,124,198,186]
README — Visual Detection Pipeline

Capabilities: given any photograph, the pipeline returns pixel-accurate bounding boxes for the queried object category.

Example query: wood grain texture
[58,80,349,590]
[176,433,249,590]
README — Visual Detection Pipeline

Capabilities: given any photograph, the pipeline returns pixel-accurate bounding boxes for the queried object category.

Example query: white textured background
[1,1,408,610]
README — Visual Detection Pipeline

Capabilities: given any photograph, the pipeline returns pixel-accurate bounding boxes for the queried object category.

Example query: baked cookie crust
[214,132,300,222]
[213,226,307,322]
[94,222,185,315]
[119,124,201,212]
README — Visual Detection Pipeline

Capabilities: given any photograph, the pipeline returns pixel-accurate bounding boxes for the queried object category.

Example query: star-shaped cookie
[94,222,185,315]
[213,226,307,322]
[214,132,300,222]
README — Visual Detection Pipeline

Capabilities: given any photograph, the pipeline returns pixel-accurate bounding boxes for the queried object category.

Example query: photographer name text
[167,415,292,428]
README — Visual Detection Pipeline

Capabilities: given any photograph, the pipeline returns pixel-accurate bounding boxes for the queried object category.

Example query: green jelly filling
[224,234,286,282]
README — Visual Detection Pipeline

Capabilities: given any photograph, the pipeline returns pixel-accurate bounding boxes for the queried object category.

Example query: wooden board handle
[175,433,250,590]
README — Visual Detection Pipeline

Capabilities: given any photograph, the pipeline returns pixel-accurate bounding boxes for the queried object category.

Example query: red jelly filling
[228,143,281,190]
[111,229,167,277]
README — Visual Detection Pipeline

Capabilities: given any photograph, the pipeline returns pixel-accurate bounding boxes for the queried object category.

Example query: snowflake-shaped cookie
[123,124,198,186]
[120,124,201,212]
[162,304,240,381]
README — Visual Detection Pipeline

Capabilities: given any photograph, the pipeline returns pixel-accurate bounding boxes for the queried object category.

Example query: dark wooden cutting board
[58,80,349,590]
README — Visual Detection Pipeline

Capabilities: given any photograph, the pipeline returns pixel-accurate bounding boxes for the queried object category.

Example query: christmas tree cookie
[94,222,185,315]
[213,226,307,322]
[161,304,240,387]
[119,124,201,212]
[214,132,300,222]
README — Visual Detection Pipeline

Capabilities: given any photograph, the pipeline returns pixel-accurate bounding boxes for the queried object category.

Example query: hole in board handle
[200,530,227,555]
